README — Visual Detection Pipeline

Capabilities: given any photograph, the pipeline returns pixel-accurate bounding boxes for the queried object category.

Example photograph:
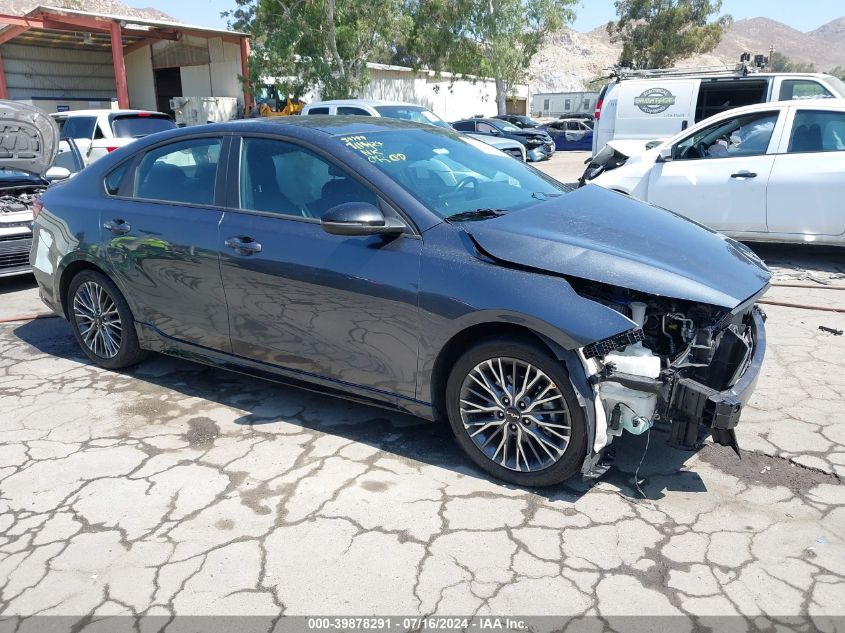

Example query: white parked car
[587,99,845,245]
[302,99,526,160]
[0,102,82,278]
[51,109,176,165]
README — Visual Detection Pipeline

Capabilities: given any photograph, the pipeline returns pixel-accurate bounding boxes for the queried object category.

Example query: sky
[124,0,845,34]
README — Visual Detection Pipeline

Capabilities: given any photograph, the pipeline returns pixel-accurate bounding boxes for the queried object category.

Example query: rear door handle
[730,171,757,179]
[225,236,262,255]
[103,219,131,234]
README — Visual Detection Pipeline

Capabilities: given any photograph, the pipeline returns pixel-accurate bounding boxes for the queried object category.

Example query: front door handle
[225,236,262,255]
[730,171,757,179]
[103,219,131,234]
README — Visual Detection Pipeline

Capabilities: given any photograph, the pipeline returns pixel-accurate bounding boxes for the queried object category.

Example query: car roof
[160,115,438,139]
[306,99,425,108]
[458,117,500,123]
[706,97,845,117]
[50,109,167,117]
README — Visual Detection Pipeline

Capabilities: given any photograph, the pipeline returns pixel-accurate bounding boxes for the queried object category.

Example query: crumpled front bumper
[593,305,766,455]
[666,306,766,454]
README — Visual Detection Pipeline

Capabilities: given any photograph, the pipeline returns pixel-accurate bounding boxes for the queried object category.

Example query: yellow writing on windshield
[341,135,406,164]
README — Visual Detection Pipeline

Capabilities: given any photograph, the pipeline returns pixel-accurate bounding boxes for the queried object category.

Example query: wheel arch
[58,258,109,319]
[429,320,599,473]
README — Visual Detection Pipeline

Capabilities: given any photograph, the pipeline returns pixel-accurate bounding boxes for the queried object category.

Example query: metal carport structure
[0,5,251,111]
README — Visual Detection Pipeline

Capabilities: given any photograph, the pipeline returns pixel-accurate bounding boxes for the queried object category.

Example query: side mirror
[321,202,405,236]
[45,166,71,181]
[657,146,674,163]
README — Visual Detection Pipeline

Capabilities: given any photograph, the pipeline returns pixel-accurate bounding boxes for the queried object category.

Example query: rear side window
[779,80,832,101]
[337,107,371,116]
[111,115,176,138]
[60,116,97,140]
[695,79,768,122]
[306,107,329,115]
[104,162,131,195]
[788,110,845,153]
[452,121,475,132]
[134,137,222,205]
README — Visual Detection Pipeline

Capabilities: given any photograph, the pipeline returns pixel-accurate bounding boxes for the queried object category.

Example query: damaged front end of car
[568,278,767,475]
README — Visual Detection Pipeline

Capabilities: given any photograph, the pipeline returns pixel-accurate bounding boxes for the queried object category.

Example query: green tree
[607,0,732,69]
[226,0,411,101]
[407,0,576,114]
[769,51,816,73]
[829,66,845,82]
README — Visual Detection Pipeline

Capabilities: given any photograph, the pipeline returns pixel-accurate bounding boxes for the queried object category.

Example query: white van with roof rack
[591,65,845,156]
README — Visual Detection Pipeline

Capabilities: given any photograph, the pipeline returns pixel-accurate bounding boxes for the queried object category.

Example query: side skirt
[135,322,435,421]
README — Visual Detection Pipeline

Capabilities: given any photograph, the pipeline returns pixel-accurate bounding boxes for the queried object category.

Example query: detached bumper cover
[666,306,766,453]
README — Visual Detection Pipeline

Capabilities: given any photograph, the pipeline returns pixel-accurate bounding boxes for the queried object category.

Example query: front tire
[68,270,145,370]
[445,337,587,487]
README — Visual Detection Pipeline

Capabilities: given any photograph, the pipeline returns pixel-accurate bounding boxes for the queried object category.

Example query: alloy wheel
[72,280,123,359]
[458,357,571,472]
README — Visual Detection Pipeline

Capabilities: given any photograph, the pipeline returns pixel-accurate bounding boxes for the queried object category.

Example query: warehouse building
[0,5,251,116]
[532,90,599,118]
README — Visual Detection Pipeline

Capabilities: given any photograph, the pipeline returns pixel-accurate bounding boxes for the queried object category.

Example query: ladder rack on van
[607,63,758,81]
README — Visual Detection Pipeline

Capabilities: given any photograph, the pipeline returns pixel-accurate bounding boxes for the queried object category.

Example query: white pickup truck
[51,109,176,165]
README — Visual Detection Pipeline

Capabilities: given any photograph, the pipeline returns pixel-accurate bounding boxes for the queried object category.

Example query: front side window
[673,111,779,160]
[788,110,845,153]
[779,80,832,101]
[338,128,567,219]
[60,116,97,141]
[239,137,376,218]
[134,137,222,205]
[476,122,498,134]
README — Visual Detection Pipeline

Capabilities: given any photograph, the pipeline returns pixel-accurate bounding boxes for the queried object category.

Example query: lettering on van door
[634,87,677,114]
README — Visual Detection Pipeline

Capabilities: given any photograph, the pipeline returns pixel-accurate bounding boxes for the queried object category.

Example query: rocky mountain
[531,16,845,93]
[0,0,175,22]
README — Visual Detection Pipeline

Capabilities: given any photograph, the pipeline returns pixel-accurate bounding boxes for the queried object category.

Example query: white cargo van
[592,69,845,155]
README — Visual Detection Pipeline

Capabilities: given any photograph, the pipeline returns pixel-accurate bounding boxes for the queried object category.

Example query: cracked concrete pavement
[0,244,843,627]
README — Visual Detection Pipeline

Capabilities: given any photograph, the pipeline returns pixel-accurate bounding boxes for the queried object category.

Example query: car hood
[462,185,771,309]
[467,133,521,150]
[512,129,549,139]
[0,101,59,177]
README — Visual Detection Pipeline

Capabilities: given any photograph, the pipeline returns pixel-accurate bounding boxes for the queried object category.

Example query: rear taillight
[32,198,43,220]
[594,99,603,120]
[105,146,119,153]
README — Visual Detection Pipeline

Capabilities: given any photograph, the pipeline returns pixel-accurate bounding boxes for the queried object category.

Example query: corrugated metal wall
[2,43,116,100]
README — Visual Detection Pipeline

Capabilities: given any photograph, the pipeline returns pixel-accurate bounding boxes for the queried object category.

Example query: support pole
[109,20,129,109]
[0,49,8,100]
[240,36,252,113]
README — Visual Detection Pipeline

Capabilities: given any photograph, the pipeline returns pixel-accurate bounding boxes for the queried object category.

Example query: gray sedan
[30,117,769,486]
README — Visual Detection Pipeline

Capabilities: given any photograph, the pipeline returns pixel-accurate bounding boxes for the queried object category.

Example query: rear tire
[67,270,146,370]
[445,337,587,487]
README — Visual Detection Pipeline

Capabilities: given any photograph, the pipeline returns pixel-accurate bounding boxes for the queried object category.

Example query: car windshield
[339,128,567,219]
[493,120,521,133]
[374,105,451,129]
[514,116,538,127]
[111,115,176,138]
